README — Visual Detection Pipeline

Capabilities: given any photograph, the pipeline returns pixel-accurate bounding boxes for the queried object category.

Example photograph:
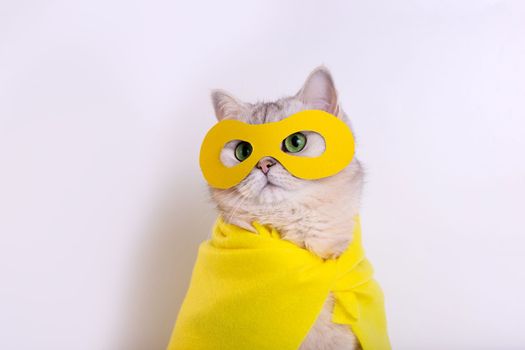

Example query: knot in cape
[168,217,390,350]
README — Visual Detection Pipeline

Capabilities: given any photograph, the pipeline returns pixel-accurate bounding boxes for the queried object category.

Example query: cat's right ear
[211,89,249,121]
[296,66,340,117]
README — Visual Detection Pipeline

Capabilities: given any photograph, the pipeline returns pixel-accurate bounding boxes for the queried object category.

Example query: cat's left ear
[296,66,340,117]
[211,89,249,121]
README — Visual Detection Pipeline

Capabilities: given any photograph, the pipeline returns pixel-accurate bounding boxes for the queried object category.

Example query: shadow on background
[115,175,215,350]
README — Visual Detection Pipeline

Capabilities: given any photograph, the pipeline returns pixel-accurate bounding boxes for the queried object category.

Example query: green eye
[283,132,307,153]
[234,141,253,161]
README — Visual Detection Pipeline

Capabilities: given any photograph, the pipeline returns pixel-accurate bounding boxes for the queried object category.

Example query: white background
[1,1,524,349]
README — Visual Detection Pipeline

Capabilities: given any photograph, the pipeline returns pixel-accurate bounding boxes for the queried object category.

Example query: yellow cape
[168,217,390,350]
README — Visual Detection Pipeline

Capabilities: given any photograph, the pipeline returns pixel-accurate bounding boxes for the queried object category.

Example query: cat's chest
[257,210,354,259]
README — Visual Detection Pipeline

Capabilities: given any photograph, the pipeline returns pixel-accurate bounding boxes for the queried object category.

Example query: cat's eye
[234,141,253,161]
[283,132,307,153]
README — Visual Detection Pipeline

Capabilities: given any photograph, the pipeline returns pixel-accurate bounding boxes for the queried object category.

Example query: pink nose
[257,157,276,174]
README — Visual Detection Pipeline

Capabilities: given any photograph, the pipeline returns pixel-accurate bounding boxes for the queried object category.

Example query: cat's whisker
[226,193,249,224]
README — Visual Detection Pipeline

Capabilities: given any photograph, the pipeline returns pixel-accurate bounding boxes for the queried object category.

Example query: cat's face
[209,67,362,224]
[217,99,330,204]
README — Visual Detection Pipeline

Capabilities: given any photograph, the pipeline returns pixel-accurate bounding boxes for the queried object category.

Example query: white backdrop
[1,1,524,349]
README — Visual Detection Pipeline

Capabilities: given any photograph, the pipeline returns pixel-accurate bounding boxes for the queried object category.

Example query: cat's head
[208,67,363,228]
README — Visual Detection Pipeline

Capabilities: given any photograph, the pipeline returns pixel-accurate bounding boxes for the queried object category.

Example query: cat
[209,66,364,350]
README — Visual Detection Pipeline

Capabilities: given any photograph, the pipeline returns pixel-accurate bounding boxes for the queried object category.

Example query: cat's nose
[256,157,276,174]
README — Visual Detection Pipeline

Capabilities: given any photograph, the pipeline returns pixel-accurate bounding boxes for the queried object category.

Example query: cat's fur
[209,67,363,350]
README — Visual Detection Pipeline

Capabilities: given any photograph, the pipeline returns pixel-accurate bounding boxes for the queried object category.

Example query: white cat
[209,67,363,350]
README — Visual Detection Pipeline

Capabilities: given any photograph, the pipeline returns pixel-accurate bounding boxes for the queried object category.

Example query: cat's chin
[256,182,289,204]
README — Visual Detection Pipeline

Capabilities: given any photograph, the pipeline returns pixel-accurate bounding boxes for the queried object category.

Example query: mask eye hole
[283,132,307,153]
[234,141,253,161]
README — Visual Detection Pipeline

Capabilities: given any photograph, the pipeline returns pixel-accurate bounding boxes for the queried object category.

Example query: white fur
[299,294,359,350]
[209,67,363,349]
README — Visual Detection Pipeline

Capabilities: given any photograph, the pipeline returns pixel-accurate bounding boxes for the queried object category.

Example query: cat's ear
[211,89,249,121]
[296,66,340,116]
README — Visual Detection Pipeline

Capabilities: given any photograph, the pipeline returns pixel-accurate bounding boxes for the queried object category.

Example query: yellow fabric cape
[168,217,390,350]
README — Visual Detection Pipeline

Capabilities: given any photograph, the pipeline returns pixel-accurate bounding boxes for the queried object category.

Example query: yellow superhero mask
[199,109,355,189]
